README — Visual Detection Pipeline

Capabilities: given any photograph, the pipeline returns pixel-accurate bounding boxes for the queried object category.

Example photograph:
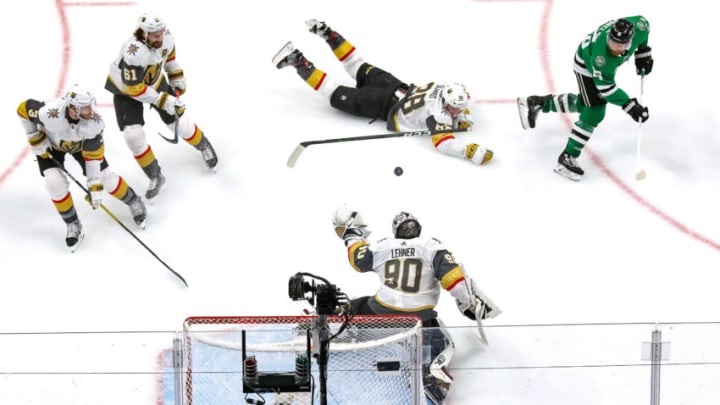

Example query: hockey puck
[394,167,404,176]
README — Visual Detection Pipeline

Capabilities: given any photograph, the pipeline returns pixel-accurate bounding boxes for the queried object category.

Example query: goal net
[182,315,424,405]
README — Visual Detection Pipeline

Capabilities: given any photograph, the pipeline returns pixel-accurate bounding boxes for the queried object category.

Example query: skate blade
[67,232,86,253]
[553,165,583,181]
[272,41,296,67]
[516,97,531,130]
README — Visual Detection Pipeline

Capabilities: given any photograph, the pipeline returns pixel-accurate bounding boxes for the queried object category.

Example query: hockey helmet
[609,19,634,45]
[63,84,97,120]
[441,83,470,112]
[138,11,167,35]
[392,212,422,239]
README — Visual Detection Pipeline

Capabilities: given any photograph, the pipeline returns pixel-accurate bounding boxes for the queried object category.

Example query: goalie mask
[136,11,167,48]
[392,212,422,239]
[441,83,470,117]
[63,84,97,120]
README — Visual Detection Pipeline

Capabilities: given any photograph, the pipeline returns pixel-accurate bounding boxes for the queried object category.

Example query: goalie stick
[287,128,468,168]
[459,265,495,345]
[473,305,489,345]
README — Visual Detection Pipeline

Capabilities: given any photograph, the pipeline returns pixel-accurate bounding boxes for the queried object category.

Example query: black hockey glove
[635,46,653,76]
[622,98,649,123]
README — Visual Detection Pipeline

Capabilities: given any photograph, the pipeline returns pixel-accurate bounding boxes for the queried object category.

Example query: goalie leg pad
[427,318,455,384]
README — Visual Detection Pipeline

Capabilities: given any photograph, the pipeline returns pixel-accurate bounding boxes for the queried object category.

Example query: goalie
[332,205,501,404]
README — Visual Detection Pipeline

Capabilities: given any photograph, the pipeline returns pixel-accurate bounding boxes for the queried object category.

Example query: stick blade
[635,170,647,181]
[474,307,489,345]
[287,144,306,168]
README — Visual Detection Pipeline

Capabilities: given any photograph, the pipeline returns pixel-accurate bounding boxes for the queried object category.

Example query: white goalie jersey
[346,236,472,312]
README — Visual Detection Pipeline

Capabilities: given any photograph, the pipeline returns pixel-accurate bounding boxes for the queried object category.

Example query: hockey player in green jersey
[517,16,653,180]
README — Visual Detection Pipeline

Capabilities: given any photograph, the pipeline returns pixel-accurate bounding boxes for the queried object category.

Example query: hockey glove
[153,92,185,117]
[332,204,371,241]
[456,297,499,321]
[168,70,186,95]
[28,131,52,158]
[458,121,472,130]
[634,46,653,76]
[622,98,649,123]
[88,181,103,209]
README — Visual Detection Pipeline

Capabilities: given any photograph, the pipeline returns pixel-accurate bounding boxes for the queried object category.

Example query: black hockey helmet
[392,212,422,239]
[609,19,634,45]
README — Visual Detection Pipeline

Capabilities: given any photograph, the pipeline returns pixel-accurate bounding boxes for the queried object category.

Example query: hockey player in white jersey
[17,85,148,251]
[105,11,218,200]
[274,19,493,166]
[332,205,501,404]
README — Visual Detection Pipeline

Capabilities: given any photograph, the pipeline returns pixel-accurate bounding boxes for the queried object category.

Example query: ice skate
[554,152,584,181]
[517,95,551,130]
[145,173,166,200]
[129,195,148,228]
[272,41,304,69]
[305,19,331,39]
[200,141,218,171]
[65,219,84,253]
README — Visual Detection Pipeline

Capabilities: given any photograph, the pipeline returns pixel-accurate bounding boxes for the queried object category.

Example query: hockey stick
[50,157,188,287]
[635,72,647,180]
[459,265,496,345]
[287,128,468,168]
[156,90,181,144]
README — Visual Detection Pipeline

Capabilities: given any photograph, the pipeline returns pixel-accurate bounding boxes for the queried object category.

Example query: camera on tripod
[288,272,347,315]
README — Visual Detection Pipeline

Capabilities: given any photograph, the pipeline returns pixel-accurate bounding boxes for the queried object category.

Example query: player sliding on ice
[274,19,493,166]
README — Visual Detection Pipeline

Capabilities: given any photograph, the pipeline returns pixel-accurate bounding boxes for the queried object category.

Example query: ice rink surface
[1,0,719,403]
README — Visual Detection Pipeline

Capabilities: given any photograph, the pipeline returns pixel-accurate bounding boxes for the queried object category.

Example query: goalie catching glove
[332,203,371,244]
[453,276,501,321]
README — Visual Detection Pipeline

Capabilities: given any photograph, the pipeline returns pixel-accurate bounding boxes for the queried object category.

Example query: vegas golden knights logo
[59,140,82,154]
[144,63,162,85]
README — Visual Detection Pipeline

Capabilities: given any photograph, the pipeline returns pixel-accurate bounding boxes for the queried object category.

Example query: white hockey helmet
[63,84,97,119]
[138,11,167,35]
[392,211,422,239]
[441,83,470,112]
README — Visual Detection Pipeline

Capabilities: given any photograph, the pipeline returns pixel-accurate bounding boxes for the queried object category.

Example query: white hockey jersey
[18,97,104,157]
[346,236,469,312]
[105,31,181,104]
[387,82,473,132]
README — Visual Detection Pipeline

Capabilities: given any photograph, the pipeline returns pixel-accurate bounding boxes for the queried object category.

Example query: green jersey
[574,16,650,106]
